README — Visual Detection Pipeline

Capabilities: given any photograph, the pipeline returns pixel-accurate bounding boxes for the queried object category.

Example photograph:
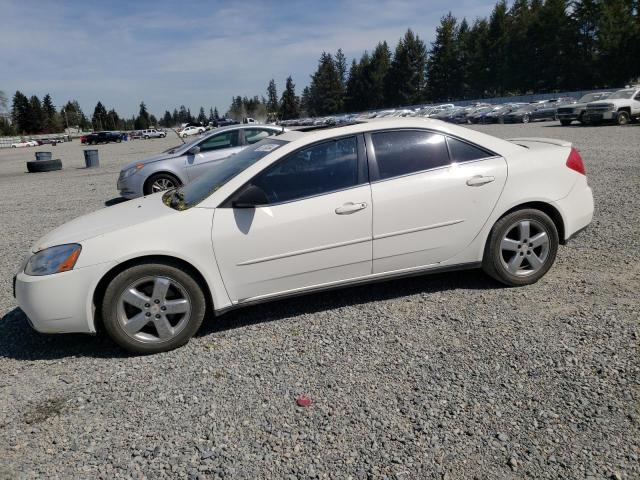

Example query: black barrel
[84,149,99,168]
[35,151,52,161]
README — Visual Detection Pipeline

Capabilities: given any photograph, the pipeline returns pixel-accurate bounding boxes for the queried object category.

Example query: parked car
[482,103,527,124]
[10,139,38,148]
[141,129,167,139]
[212,118,239,128]
[467,106,500,124]
[528,97,576,122]
[583,87,640,125]
[557,92,611,125]
[502,104,540,124]
[117,125,284,198]
[15,118,593,353]
[179,126,206,138]
[85,131,123,144]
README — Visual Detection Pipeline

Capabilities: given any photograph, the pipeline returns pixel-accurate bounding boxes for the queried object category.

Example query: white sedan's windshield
[163,138,288,210]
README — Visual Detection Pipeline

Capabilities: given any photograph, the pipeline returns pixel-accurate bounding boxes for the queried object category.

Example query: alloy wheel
[151,177,176,192]
[499,219,550,277]
[117,276,192,344]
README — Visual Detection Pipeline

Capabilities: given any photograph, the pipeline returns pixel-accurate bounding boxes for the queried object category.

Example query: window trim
[220,134,368,208]
[365,128,499,183]
[241,127,278,146]
[197,129,240,152]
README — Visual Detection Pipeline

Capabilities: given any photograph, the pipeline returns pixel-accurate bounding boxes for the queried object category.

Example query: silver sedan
[117,124,283,199]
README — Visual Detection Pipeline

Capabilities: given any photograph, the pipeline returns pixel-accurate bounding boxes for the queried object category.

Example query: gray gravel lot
[0,123,638,479]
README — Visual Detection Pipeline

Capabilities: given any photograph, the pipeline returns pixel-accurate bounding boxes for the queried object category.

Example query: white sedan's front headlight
[25,244,82,276]
[120,163,145,179]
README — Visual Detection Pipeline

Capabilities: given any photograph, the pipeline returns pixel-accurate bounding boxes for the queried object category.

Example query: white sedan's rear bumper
[14,262,114,334]
[554,181,594,241]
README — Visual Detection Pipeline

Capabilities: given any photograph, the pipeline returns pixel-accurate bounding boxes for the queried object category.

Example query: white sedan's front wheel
[483,209,559,286]
[101,262,206,353]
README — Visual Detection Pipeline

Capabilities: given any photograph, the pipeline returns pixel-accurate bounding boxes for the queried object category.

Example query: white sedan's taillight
[566,147,586,175]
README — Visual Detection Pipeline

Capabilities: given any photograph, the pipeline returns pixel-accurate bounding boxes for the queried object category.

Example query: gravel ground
[0,122,638,479]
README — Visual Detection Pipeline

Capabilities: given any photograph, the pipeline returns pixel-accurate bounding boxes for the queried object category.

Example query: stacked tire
[27,159,62,172]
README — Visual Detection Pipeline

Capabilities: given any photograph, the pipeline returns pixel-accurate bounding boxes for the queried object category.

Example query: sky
[0,0,497,118]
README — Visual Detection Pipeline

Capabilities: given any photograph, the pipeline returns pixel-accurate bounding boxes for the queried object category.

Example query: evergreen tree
[345,53,372,111]
[106,109,120,130]
[486,1,509,95]
[334,48,348,92]
[455,19,472,98]
[213,107,219,120]
[61,100,89,131]
[280,76,300,120]
[369,41,391,108]
[384,29,427,106]
[308,52,344,115]
[426,13,461,101]
[300,86,311,115]
[172,108,179,125]
[504,0,534,93]
[134,101,151,130]
[466,19,491,97]
[28,95,44,133]
[266,79,279,119]
[11,91,30,134]
[162,110,172,127]
[42,93,61,133]
[597,0,639,86]
[92,101,108,130]
[197,106,207,124]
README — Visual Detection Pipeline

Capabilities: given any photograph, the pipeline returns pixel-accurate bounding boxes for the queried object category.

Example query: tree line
[242,0,640,118]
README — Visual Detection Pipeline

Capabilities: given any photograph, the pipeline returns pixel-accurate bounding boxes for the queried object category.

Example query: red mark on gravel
[296,395,312,407]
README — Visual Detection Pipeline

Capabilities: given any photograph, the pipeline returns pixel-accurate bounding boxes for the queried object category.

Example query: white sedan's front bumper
[14,262,114,334]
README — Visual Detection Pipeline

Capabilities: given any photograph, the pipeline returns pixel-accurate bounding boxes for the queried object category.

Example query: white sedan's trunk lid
[507,137,573,149]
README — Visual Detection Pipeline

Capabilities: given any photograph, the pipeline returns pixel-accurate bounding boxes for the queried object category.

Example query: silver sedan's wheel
[499,219,550,277]
[102,262,206,354]
[483,209,558,286]
[117,276,192,344]
[144,173,181,195]
[151,177,176,192]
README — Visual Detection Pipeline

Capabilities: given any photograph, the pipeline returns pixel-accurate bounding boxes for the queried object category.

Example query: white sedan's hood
[33,194,176,252]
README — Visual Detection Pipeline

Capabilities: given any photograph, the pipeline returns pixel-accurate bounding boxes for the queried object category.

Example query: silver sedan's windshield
[163,138,288,211]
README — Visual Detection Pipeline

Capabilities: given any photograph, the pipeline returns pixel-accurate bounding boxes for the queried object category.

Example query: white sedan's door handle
[466,175,495,186]
[335,202,367,215]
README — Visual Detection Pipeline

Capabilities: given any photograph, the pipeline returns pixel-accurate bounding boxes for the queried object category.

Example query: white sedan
[180,126,206,138]
[11,139,38,148]
[14,119,594,353]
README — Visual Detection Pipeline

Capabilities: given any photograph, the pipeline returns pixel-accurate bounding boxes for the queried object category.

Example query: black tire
[617,111,630,126]
[522,114,530,124]
[143,172,181,195]
[144,135,150,139]
[578,113,588,125]
[101,262,207,354]
[160,134,166,138]
[27,159,62,173]
[560,120,572,126]
[482,209,559,287]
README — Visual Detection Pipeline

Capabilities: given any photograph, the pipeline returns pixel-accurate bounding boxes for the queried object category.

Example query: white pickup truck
[141,129,167,139]
[584,86,640,125]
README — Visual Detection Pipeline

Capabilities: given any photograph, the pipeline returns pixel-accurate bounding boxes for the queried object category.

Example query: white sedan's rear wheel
[102,262,206,354]
[483,209,558,286]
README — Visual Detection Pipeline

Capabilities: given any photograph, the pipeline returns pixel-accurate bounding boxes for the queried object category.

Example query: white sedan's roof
[281,118,523,157]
